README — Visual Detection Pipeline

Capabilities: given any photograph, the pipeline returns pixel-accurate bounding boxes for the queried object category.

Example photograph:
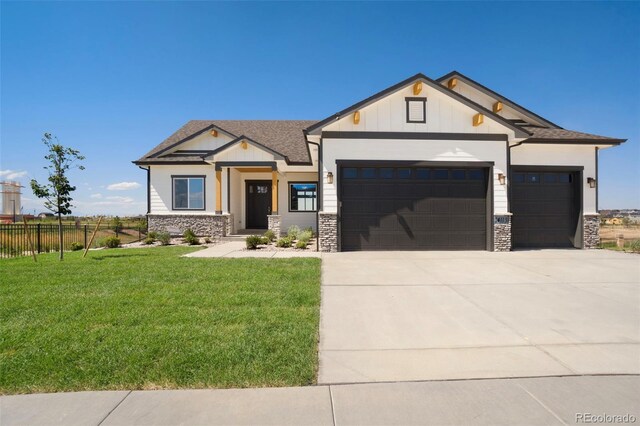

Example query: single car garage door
[340,164,489,251]
[511,168,581,248]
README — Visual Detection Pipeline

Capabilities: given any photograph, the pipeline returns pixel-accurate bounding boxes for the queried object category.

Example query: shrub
[287,225,300,240]
[183,229,200,245]
[70,242,84,251]
[260,236,270,245]
[142,236,156,245]
[298,230,313,243]
[246,235,262,250]
[629,239,640,253]
[276,237,293,248]
[102,236,121,248]
[157,231,171,246]
[295,240,307,249]
[303,227,314,237]
[148,231,158,239]
[263,229,276,242]
[204,237,212,244]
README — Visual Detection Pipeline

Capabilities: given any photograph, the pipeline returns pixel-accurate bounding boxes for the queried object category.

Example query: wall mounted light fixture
[587,177,596,188]
[326,172,334,184]
[498,173,506,185]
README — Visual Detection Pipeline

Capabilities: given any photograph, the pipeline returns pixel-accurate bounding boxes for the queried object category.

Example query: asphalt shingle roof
[521,126,626,143]
[136,120,317,164]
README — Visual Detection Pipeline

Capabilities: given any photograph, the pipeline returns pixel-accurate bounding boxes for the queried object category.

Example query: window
[416,168,431,179]
[406,97,426,123]
[361,168,376,179]
[290,183,317,212]
[343,168,357,179]
[379,168,394,179]
[173,176,205,210]
[468,169,484,180]
[512,173,525,183]
[526,173,540,184]
[433,169,449,180]
[451,169,466,180]
[397,168,411,179]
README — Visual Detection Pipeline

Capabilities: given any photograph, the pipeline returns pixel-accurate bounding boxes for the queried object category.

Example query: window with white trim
[406,97,426,123]
[173,176,205,210]
[289,182,317,212]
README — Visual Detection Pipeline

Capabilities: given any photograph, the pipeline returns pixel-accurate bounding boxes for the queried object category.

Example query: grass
[599,239,640,253]
[0,247,321,394]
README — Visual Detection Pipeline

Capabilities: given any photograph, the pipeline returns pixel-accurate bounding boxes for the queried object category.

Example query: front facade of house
[134,72,625,252]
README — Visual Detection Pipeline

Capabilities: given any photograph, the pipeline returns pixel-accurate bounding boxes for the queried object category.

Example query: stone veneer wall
[319,212,339,252]
[583,214,600,249]
[493,215,512,252]
[148,214,228,239]
[267,215,281,239]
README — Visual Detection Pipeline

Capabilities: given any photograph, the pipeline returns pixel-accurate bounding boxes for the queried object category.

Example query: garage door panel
[340,165,488,251]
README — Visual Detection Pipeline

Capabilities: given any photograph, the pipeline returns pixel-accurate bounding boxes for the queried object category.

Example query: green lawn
[0,247,321,394]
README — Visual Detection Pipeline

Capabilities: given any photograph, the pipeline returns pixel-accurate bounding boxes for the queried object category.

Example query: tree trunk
[58,212,64,261]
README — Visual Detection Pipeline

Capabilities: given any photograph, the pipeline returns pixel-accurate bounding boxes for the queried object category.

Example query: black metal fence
[0,223,147,258]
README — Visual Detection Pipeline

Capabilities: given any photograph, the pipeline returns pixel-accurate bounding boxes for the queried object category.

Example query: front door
[246,180,272,229]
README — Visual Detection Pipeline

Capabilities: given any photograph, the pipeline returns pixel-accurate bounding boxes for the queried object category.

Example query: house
[133,72,625,252]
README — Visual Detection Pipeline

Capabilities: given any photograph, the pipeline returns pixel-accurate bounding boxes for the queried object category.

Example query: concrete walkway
[183,241,322,258]
[320,249,640,384]
[2,375,638,425]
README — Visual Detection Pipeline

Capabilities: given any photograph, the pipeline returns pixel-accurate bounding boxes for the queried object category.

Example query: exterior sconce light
[587,177,596,188]
[498,173,506,185]
[326,172,334,184]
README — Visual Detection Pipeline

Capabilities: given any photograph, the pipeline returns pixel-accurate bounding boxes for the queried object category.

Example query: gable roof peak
[436,70,562,129]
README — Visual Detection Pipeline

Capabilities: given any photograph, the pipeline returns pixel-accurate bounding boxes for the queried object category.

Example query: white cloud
[107,181,141,191]
[90,193,103,199]
[105,196,134,203]
[0,169,28,180]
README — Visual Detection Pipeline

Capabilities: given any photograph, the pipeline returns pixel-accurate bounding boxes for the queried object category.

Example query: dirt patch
[600,225,640,243]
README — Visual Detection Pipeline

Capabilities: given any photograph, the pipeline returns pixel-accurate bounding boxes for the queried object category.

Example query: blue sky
[1,1,638,215]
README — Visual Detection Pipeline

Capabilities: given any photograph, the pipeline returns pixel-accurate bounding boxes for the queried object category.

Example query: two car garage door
[340,165,489,251]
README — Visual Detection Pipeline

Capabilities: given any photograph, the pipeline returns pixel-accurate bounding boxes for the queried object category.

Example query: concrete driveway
[319,249,640,384]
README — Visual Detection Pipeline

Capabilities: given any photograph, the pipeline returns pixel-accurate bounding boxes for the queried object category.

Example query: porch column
[215,170,222,214]
[271,171,278,214]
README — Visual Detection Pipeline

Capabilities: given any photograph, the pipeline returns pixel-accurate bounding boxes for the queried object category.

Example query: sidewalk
[2,375,638,425]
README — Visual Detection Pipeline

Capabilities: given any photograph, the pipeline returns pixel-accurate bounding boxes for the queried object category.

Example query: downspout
[304,131,321,252]
[507,141,525,213]
[138,166,151,214]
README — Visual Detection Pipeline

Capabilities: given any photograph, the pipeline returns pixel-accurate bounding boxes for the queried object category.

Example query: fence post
[84,225,88,249]
[37,223,41,253]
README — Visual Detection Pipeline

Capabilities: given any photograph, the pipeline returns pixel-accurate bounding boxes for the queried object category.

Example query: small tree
[621,217,631,228]
[110,216,123,235]
[30,133,85,260]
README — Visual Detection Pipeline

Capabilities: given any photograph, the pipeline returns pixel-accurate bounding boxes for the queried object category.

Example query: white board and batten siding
[511,144,598,214]
[320,81,514,215]
[150,164,217,214]
[323,81,517,136]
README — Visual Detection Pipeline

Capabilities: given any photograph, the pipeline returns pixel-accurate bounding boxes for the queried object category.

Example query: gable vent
[406,97,426,123]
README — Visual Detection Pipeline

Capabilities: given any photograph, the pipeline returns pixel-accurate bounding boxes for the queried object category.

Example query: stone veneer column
[319,212,339,252]
[224,214,234,236]
[583,214,600,249]
[267,215,281,239]
[493,215,512,252]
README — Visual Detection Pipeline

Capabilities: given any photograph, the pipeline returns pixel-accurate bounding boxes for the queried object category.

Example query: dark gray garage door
[340,165,489,251]
[511,169,580,248]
